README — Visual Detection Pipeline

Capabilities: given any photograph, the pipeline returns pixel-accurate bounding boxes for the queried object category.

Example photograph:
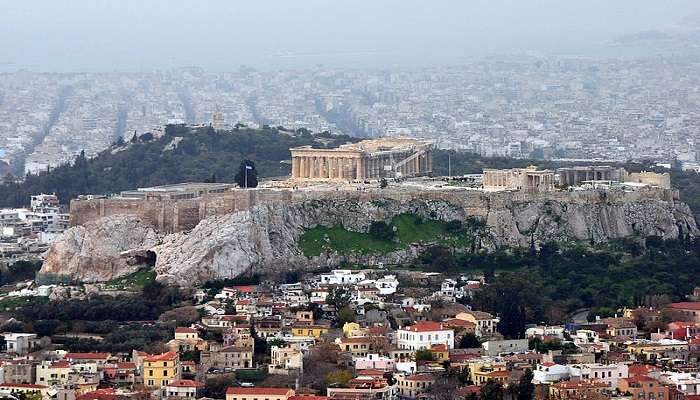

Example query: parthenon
[290,137,433,181]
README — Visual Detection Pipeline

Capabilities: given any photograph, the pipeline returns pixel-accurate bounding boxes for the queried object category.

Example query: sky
[1,0,700,72]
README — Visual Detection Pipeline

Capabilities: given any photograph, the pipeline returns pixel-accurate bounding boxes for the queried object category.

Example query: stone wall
[69,186,682,233]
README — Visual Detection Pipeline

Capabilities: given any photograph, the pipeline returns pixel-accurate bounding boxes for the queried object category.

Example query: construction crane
[379,147,426,178]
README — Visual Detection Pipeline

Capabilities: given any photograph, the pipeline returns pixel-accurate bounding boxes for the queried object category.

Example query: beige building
[290,137,433,181]
[623,171,671,189]
[483,166,554,191]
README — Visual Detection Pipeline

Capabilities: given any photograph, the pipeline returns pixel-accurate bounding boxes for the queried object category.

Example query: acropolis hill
[43,173,697,286]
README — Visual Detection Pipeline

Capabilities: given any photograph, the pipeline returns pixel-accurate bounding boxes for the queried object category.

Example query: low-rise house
[396,374,435,399]
[64,353,111,366]
[455,311,500,337]
[35,361,71,386]
[269,345,302,374]
[201,345,253,369]
[168,327,208,353]
[327,374,394,400]
[375,275,399,295]
[396,321,454,351]
[603,317,638,338]
[660,372,700,395]
[1,361,36,384]
[533,362,570,384]
[164,379,205,399]
[355,354,395,371]
[291,323,330,339]
[549,380,610,399]
[336,337,372,357]
[481,339,529,356]
[2,333,38,355]
[525,325,565,339]
[619,376,670,400]
[319,270,365,285]
[143,352,181,389]
[226,387,295,400]
[627,339,689,362]
[668,302,700,323]
[568,363,628,390]
[102,362,136,385]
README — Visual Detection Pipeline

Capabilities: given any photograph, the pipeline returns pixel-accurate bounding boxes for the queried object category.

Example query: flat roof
[129,182,236,193]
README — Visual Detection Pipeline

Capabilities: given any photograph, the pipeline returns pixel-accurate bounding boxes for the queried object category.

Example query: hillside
[0,125,359,207]
[3,124,700,225]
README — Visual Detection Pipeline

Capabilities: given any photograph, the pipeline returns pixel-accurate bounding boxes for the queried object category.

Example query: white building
[533,362,570,384]
[319,270,366,285]
[375,275,399,295]
[396,321,454,351]
[569,363,628,390]
[3,333,38,355]
[525,325,565,339]
[660,372,700,395]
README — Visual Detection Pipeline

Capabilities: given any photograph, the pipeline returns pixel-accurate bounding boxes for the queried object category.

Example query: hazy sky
[2,0,699,72]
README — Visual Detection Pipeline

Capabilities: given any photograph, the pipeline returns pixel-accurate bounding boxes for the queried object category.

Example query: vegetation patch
[104,268,156,289]
[298,213,473,257]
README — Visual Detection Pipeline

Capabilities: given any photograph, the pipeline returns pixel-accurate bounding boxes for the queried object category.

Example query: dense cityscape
[3,54,700,177]
[3,2,700,400]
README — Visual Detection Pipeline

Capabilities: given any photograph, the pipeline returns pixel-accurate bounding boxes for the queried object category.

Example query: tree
[480,380,504,400]
[235,159,258,188]
[380,178,388,189]
[415,349,434,361]
[337,306,356,324]
[459,332,481,349]
[517,369,535,400]
[326,286,352,310]
[326,370,353,387]
[369,221,395,241]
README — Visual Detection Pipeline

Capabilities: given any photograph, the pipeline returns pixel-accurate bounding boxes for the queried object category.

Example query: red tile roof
[356,369,386,376]
[404,374,435,382]
[402,321,449,332]
[175,327,198,334]
[144,352,178,362]
[226,387,293,396]
[290,396,327,400]
[167,380,205,388]
[51,361,70,368]
[670,302,700,311]
[65,352,110,360]
[0,383,48,389]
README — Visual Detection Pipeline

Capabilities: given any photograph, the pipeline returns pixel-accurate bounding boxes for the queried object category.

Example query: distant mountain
[0,124,359,207]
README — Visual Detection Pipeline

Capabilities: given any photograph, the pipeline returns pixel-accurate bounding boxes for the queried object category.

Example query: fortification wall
[69,186,681,233]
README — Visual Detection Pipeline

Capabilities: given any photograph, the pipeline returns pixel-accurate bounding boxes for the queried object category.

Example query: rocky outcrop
[40,188,699,287]
[38,216,159,284]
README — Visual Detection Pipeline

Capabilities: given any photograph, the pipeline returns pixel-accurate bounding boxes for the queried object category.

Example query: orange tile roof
[168,380,205,388]
[144,352,178,362]
[402,321,449,332]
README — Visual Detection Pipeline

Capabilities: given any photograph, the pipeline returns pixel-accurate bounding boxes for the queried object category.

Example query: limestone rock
[39,216,159,284]
[41,190,699,287]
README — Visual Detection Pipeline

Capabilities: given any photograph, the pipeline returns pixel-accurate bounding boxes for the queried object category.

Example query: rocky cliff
[39,188,698,286]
